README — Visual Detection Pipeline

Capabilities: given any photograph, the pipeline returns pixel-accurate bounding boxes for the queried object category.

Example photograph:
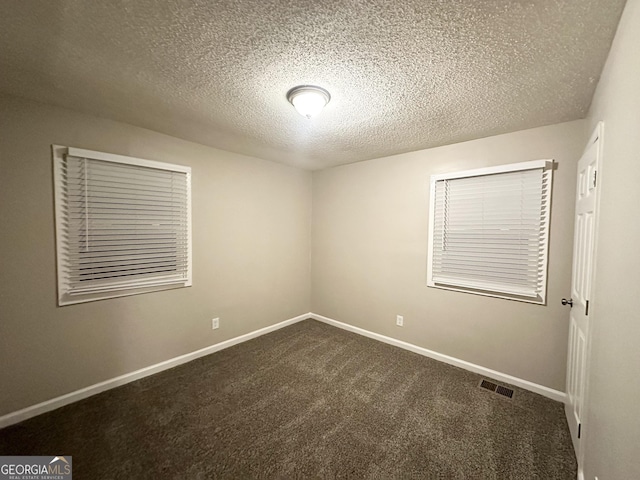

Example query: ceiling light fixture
[286,85,331,119]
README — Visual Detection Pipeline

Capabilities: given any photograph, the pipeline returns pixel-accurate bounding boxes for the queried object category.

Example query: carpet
[0,319,576,479]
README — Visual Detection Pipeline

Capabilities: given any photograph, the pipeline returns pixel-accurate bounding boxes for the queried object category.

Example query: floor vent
[479,379,514,399]
[479,379,498,392]
[496,385,514,398]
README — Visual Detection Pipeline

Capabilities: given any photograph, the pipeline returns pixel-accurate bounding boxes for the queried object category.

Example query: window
[53,146,192,305]
[427,160,553,304]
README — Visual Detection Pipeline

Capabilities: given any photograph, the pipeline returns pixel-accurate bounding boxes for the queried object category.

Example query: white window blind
[427,160,553,304]
[53,146,192,305]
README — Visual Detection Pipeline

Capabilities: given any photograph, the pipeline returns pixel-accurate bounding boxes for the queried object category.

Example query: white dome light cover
[287,85,331,119]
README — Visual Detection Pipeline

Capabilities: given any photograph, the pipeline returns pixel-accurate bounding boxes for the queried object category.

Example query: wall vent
[479,379,514,399]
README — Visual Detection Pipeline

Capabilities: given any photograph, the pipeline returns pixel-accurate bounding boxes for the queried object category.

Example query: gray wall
[311,120,586,391]
[0,94,312,416]
[583,0,640,478]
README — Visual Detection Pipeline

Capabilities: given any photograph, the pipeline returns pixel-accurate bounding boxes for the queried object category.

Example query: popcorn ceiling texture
[0,0,626,169]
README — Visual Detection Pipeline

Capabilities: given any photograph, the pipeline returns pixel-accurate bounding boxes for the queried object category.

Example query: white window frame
[427,159,553,304]
[52,145,192,305]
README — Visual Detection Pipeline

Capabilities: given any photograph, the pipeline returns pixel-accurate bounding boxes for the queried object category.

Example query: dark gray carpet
[0,319,576,479]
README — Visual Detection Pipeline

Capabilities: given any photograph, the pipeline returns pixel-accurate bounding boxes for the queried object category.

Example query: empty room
[0,1,639,479]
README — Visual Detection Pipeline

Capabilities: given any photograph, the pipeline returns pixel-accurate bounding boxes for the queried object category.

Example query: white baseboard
[310,313,567,403]
[0,313,311,429]
[1,311,566,429]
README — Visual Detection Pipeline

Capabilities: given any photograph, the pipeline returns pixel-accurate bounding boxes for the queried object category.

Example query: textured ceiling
[0,1,626,170]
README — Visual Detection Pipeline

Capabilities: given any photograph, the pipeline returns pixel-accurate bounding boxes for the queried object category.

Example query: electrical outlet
[396,315,404,327]
[212,318,219,330]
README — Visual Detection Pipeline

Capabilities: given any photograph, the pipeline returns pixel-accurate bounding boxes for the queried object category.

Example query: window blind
[428,161,552,303]
[54,147,192,305]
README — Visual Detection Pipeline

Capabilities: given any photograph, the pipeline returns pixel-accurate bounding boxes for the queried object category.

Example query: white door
[565,122,603,467]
